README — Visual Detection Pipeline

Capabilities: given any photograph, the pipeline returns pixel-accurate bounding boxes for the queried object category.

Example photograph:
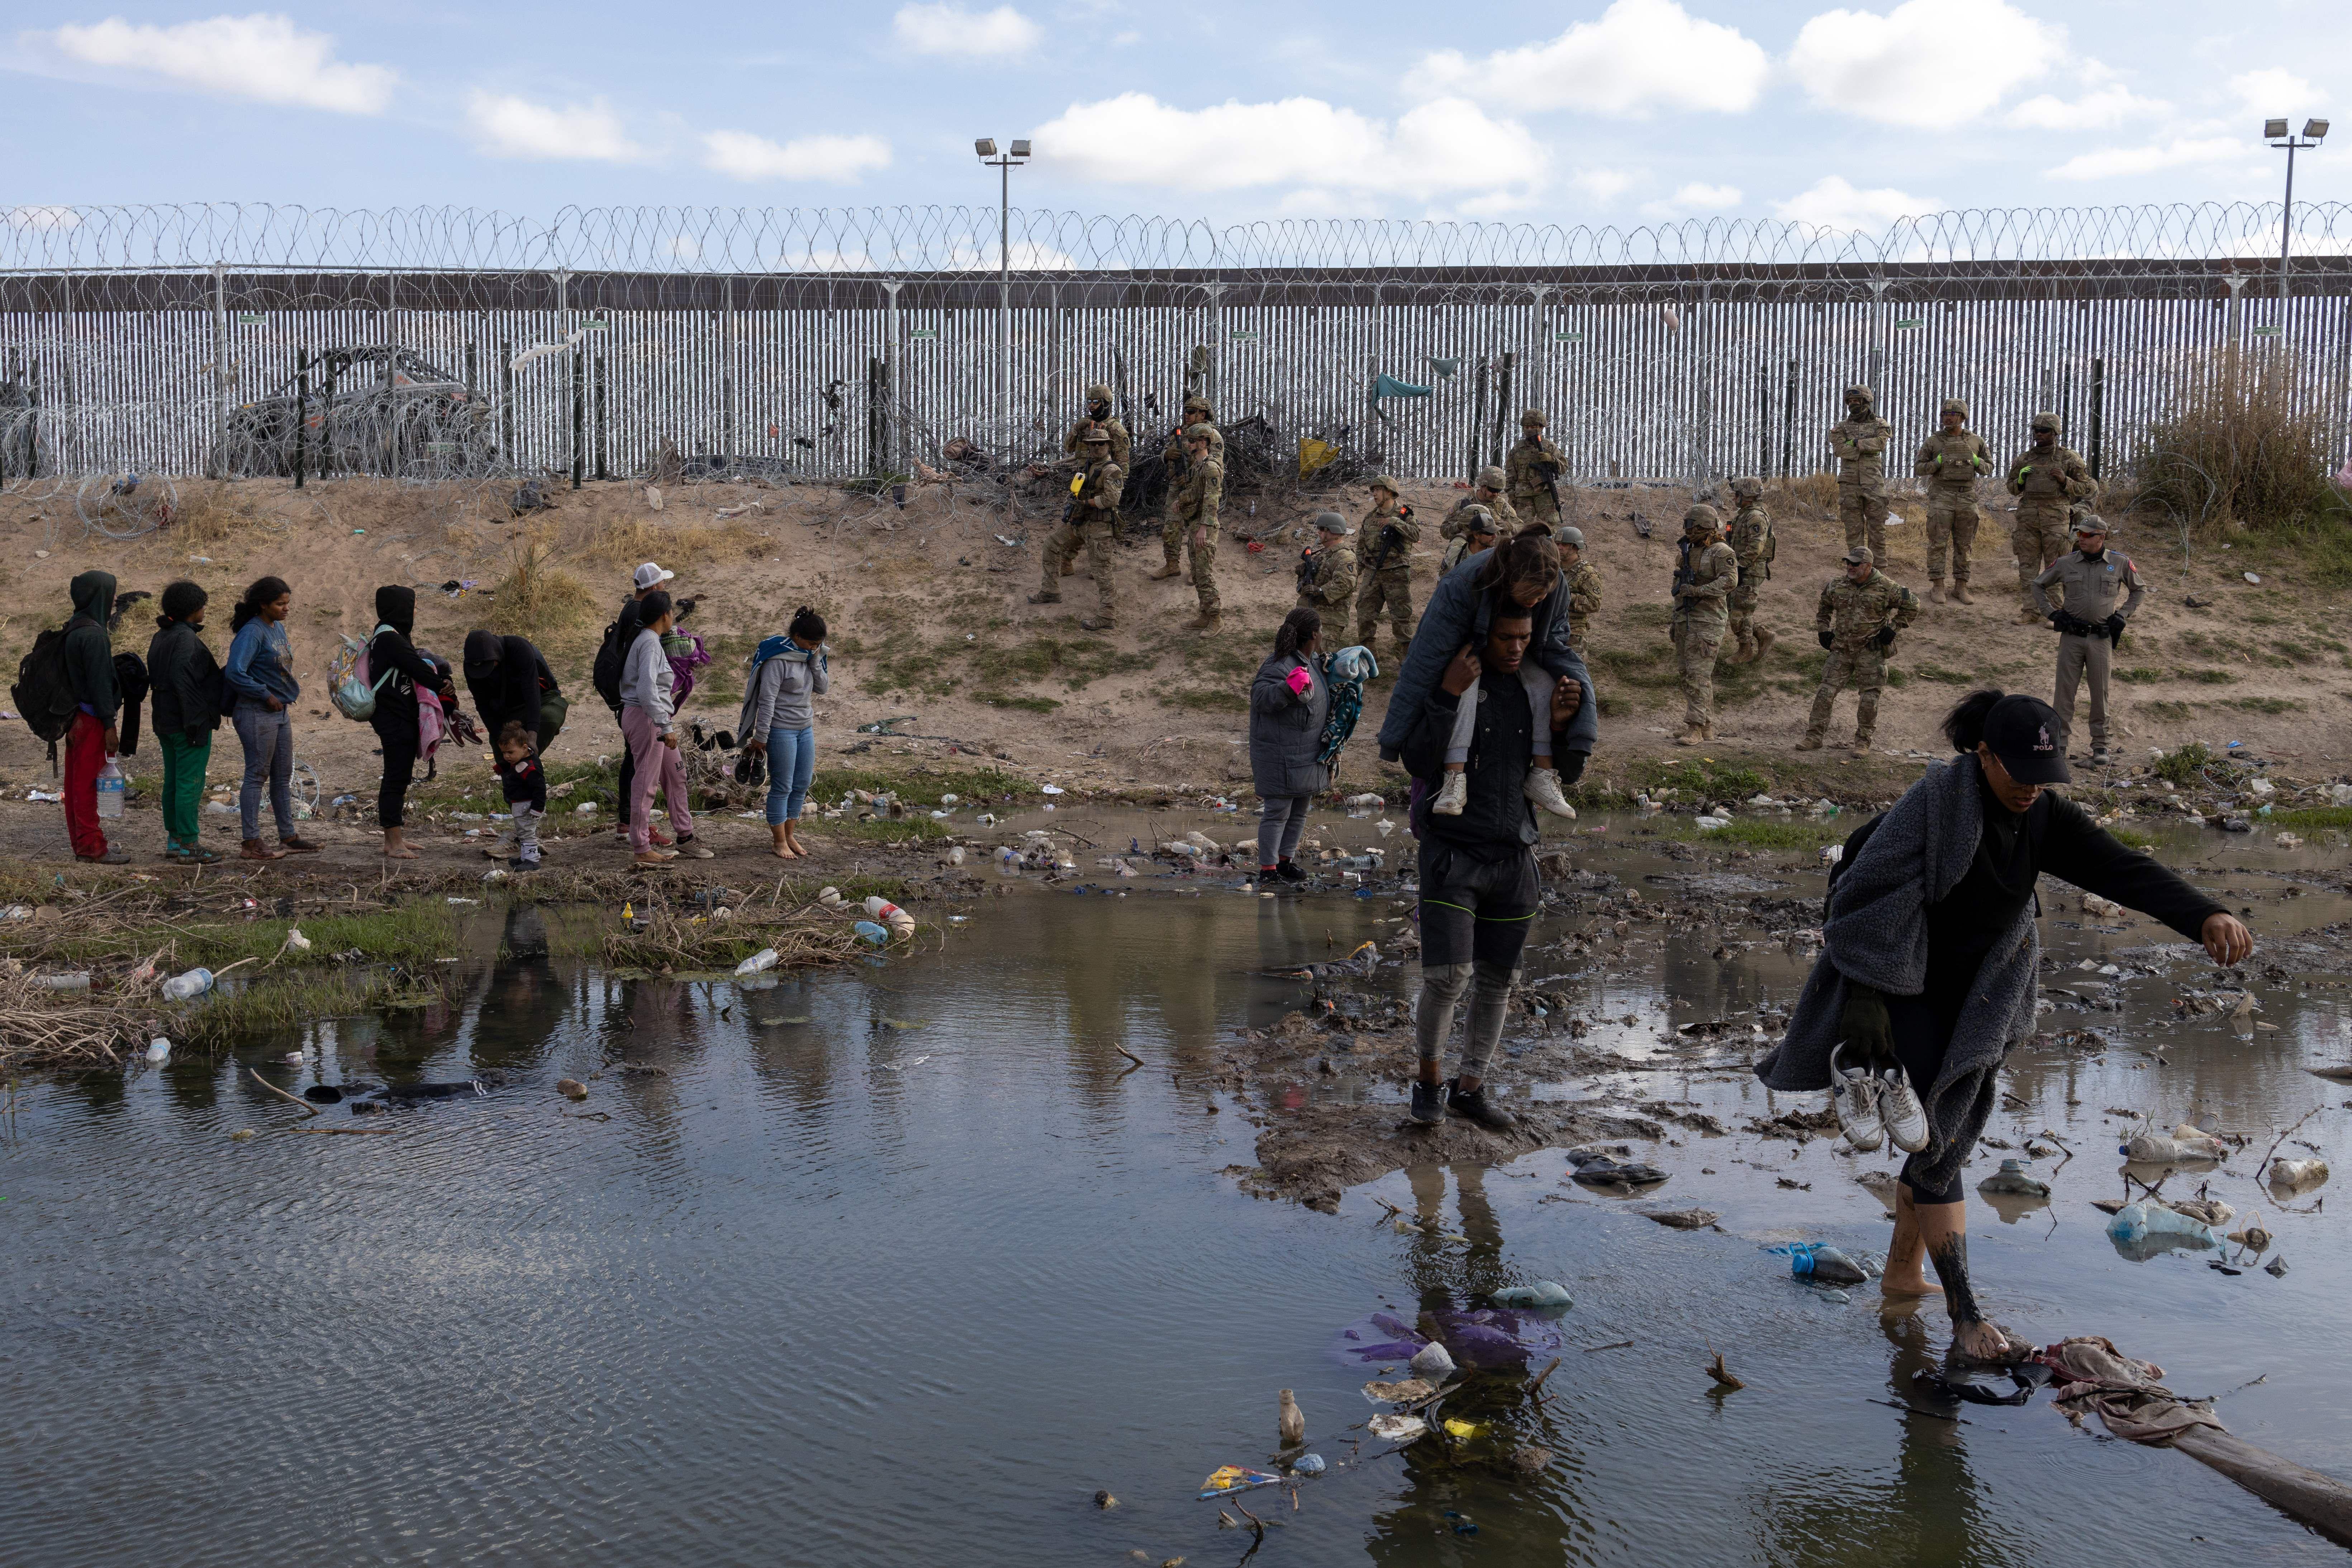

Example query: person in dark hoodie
[60,569,125,863]
[464,630,562,866]
[368,585,456,860]
[146,579,224,865]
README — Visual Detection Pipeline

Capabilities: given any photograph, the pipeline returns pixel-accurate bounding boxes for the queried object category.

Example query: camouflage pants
[2013,502,2071,604]
[1566,616,1588,653]
[1188,528,1220,616]
[1041,515,1119,623]
[1161,508,1186,568]
[1806,646,1886,744]
[2052,631,2112,750]
[1355,566,1415,646]
[1839,483,1888,563]
[1925,494,1980,583]
[1512,490,1561,531]
[1671,618,1722,729]
[1727,584,1761,650]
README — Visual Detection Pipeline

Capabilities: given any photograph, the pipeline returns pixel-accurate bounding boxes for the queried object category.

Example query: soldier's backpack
[11,621,84,767]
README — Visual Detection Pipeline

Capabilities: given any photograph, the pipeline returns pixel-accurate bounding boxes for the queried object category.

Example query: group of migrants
[37,560,833,872]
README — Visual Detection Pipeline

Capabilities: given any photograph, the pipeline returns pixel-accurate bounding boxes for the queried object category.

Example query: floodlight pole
[2267,120,2328,318]
[977,140,1029,458]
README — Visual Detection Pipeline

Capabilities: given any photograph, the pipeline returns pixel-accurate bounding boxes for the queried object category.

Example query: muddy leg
[1414,962,1474,1086]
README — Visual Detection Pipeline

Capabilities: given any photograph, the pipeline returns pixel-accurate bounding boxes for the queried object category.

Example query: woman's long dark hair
[788,605,827,642]
[1471,526,1560,597]
[1273,607,1320,659]
[1942,687,2006,752]
[229,575,290,633]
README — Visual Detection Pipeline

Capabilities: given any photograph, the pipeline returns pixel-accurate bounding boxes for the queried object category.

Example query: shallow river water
[4,809,2350,1566]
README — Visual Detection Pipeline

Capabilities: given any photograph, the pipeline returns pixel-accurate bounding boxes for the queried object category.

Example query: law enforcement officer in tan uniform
[1670,505,1737,745]
[1151,397,1221,582]
[1799,545,1919,757]
[1172,425,1224,631]
[1444,465,1520,542]
[2032,513,2144,765]
[1829,384,1894,562]
[1030,427,1123,631]
[2005,411,2097,624]
[1296,512,1357,617]
[1354,475,1420,654]
[1723,475,1777,662]
[1505,410,1566,531]
[1913,398,1992,604]
[1559,525,1601,652]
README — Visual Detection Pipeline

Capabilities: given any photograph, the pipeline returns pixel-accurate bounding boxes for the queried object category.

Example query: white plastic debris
[1040,783,1065,795]
[1695,815,1731,831]
[735,947,780,977]
[282,926,312,952]
[575,802,598,814]
[818,886,842,907]
[1820,842,1844,866]
[145,1037,171,1064]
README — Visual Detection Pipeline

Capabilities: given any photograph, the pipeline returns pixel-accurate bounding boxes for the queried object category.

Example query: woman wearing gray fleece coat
[618,590,702,862]
[1756,689,2250,1359]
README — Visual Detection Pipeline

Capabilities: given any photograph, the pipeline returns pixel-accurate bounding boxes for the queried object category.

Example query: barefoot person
[1394,604,1588,1130]
[740,606,829,860]
[1756,690,2252,1359]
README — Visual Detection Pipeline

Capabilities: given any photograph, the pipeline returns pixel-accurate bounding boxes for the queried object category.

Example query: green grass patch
[2184,669,2237,684]
[176,969,433,1047]
[1635,758,1770,798]
[2270,806,2352,832]
[811,817,949,844]
[1913,662,1977,685]
[25,902,460,970]
[1587,647,1680,690]
[2116,667,2167,684]
[975,691,1061,713]
[807,764,1028,805]
[2143,700,2194,722]
[2151,741,2216,785]
[1621,602,1674,629]
[2106,826,2156,850]
[1683,817,1843,850]
[2220,696,2303,714]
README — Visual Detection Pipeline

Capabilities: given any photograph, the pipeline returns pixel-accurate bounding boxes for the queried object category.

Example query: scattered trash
[1409,1340,1457,1379]
[160,966,215,1001]
[2107,1200,2220,1251]
[1491,1281,1574,1309]
[1567,1150,1668,1188]
[2266,1255,2290,1278]
[1367,1413,1428,1444]
[28,789,60,803]
[818,887,843,907]
[1707,1350,1746,1391]
[2124,1129,2225,1164]
[1979,1159,2052,1198]
[1198,1465,1284,1500]
[574,802,597,814]
[735,948,780,977]
[1278,1389,1305,1445]
[854,921,890,944]
[1775,1242,1873,1285]
[557,1079,588,1101]
[282,926,312,954]
[144,1037,171,1063]
[2268,1157,2329,1192]
[1643,1208,1719,1229]
[1695,814,1731,831]
[1441,1418,1485,1439]
[1290,1453,1325,1476]
[1362,1378,1434,1403]
[1040,783,1065,795]
[445,897,479,907]
[33,971,90,992]
[2243,571,2261,584]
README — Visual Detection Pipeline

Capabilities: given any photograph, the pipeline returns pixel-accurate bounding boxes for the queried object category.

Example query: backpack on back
[13,621,85,768]
[591,618,628,709]
[327,626,396,722]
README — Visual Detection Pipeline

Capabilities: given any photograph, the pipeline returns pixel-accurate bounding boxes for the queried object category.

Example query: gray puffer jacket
[1249,652,1330,798]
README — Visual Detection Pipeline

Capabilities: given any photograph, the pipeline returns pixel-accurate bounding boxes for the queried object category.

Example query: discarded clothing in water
[1913,1368,2039,1406]
[1568,1153,1668,1189]
[2035,1336,2221,1443]
[1335,1306,1563,1373]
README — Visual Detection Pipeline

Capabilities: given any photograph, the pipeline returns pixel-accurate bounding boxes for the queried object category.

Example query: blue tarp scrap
[1373,373,1432,399]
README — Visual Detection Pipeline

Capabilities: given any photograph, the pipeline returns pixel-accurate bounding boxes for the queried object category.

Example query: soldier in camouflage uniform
[1444,464,1520,543]
[1723,475,1777,663]
[1296,512,1357,618]
[1800,545,1919,756]
[1670,505,1737,745]
[1559,525,1601,652]
[1063,381,1132,471]
[1438,504,1499,576]
[2005,411,2098,624]
[1829,385,1894,563]
[1151,396,1221,581]
[1913,397,1992,605]
[1353,475,1421,653]
[2031,513,2144,765]
[1505,410,1566,531]
[1029,427,1123,631]
[1172,426,1224,631]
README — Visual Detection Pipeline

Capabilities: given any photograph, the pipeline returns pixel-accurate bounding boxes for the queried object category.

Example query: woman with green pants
[147,580,225,865]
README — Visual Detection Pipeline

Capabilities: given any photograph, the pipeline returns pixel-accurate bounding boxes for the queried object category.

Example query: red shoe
[647,826,674,847]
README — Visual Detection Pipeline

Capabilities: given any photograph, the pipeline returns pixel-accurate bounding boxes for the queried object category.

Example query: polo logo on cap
[2035,724,2054,753]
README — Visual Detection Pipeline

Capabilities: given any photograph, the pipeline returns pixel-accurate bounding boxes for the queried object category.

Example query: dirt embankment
[0,467,2346,878]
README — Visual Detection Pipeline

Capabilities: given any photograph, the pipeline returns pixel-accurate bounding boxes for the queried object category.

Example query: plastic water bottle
[734,948,779,977]
[145,1037,171,1063]
[1788,1244,1870,1285]
[2107,1201,2218,1247]
[160,966,215,1002]
[95,757,126,820]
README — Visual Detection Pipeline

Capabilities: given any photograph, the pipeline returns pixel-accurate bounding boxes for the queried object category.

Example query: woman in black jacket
[146,579,224,866]
[368,586,455,860]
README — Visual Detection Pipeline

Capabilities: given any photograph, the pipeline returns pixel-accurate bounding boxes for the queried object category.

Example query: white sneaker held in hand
[1829,1044,1884,1152]
[1876,1066,1929,1153]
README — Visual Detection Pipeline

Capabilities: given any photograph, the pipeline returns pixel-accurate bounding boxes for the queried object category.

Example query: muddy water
[4,810,2350,1565]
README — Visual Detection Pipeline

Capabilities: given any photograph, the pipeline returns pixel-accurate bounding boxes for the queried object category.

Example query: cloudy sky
[3,0,2345,232]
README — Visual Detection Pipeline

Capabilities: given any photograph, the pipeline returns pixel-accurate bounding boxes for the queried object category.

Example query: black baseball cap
[1983,694,2071,785]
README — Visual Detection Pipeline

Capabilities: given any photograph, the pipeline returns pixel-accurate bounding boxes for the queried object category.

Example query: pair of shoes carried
[1431,772,1468,816]
[1524,769,1577,819]
[1831,1043,1929,1152]
[1446,1078,1515,1131]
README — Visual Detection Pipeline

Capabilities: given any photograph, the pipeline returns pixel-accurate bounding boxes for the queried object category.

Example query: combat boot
[1730,635,1758,665]
[1189,611,1221,633]
[1850,734,1874,757]
[1027,591,1062,605]
[1078,617,1115,632]
[1795,734,1824,752]
[1951,581,1975,605]
[1148,561,1183,581]
[1674,724,1711,747]
[1061,558,1078,577]
[2016,603,2043,625]
[1929,581,1947,605]
[1752,628,1776,659]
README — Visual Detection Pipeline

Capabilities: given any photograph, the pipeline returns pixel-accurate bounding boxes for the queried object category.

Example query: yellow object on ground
[1299,438,1339,478]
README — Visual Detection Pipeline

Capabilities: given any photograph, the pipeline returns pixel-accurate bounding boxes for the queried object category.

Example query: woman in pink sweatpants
[616,591,701,863]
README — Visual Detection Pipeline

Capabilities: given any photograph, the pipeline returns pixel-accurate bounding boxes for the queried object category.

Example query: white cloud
[2044,136,2245,181]
[1032,93,1545,200]
[1787,0,2056,128]
[1569,167,1636,203]
[43,13,395,114]
[4,205,81,231]
[1773,175,1936,230]
[1411,0,1767,117]
[703,130,890,184]
[2230,69,2319,118]
[2005,63,2166,130]
[891,3,1040,58]
[1644,181,1742,216]
[466,93,642,162]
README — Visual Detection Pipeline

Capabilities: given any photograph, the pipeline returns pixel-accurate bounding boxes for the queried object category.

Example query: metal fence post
[293,349,308,488]
[210,260,230,479]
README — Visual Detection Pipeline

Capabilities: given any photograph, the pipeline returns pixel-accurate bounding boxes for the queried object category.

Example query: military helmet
[1475,464,1506,490]
[1520,408,1548,427]
[1556,525,1586,548]
[1183,422,1216,444]
[1682,504,1720,531]
[1080,427,1111,445]
[1182,395,1212,416]
[1844,384,1874,404]
[1730,475,1763,498]
[1941,398,1969,419]
[2031,411,2062,433]
[2072,512,2111,535]
[1313,510,1351,536]
[1460,504,1498,537]
[1369,474,1400,496]
[1085,382,1114,404]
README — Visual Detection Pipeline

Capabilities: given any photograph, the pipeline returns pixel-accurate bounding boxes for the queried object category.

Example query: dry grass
[2134,348,2341,532]
[1772,472,1840,514]
[580,512,767,569]
[172,481,278,545]
[489,526,598,646]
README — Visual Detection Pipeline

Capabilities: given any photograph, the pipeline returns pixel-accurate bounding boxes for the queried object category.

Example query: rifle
[1537,456,1562,519]
[1295,548,1318,596]
[1671,537,1696,602]
[1365,505,1412,573]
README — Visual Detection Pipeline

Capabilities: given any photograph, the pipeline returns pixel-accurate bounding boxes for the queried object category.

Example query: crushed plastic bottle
[1409,1340,1456,1379]
[853,920,890,944]
[2123,1131,2225,1164]
[2106,1201,2219,1247]
[35,971,91,992]
[734,948,780,977]
[161,966,216,1001]
[1782,1243,1870,1285]
[145,1037,171,1063]
[2270,1157,2330,1191]
[1491,1280,1573,1309]
[95,757,126,819]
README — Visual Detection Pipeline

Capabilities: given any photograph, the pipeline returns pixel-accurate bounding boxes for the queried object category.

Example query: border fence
[2,201,2348,493]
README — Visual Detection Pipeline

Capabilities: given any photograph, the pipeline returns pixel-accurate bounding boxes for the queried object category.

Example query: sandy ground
[0,466,2346,873]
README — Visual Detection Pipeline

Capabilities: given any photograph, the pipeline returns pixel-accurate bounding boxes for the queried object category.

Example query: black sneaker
[1447,1079,1515,1131]
[1409,1080,1445,1125]
[1274,859,1308,885]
